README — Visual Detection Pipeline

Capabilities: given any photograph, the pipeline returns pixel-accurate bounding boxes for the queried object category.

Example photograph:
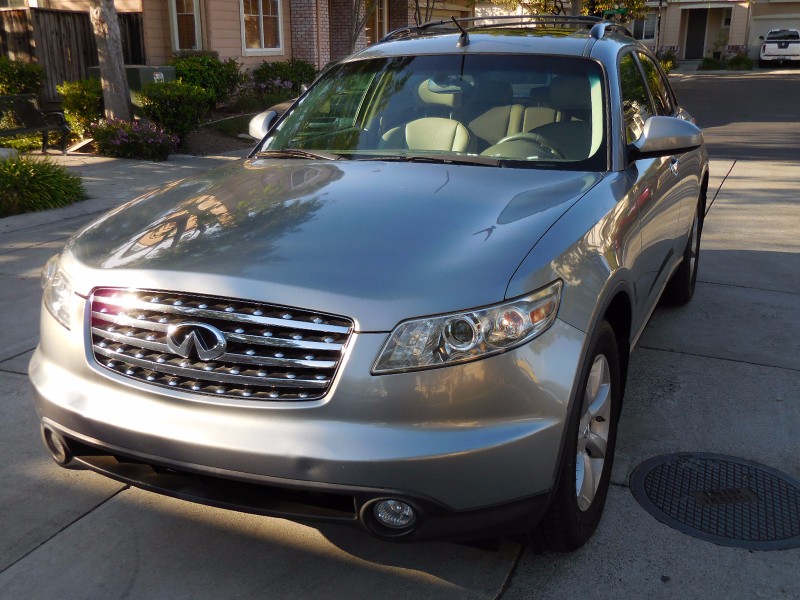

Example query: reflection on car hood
[68,158,601,331]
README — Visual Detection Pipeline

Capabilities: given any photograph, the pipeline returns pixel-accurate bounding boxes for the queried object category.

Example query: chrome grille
[89,288,353,401]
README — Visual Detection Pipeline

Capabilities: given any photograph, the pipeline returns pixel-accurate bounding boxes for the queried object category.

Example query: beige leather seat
[380,117,471,152]
[463,82,523,149]
[522,86,557,133]
[380,79,472,152]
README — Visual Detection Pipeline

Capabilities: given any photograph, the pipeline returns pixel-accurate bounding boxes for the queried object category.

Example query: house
[2,0,472,70]
[615,0,800,60]
[474,1,800,61]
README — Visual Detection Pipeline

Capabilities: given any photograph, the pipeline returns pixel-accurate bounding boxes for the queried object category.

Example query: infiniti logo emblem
[166,322,227,361]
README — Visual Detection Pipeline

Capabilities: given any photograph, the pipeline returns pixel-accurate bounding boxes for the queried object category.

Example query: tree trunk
[571,0,583,16]
[89,0,131,121]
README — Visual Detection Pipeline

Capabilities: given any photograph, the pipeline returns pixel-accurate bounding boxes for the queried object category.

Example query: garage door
[750,17,800,46]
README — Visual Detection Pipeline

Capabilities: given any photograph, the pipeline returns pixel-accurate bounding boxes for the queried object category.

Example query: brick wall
[290,0,330,68]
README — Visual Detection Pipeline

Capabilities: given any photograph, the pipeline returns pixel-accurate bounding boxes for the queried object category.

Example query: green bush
[658,49,678,74]
[0,56,44,95]
[92,119,178,161]
[56,78,104,139]
[699,57,727,70]
[253,59,317,95]
[0,155,86,217]
[138,81,213,141]
[727,53,753,70]
[169,54,245,104]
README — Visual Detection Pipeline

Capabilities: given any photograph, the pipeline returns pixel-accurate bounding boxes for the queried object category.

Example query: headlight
[372,280,562,374]
[41,255,73,330]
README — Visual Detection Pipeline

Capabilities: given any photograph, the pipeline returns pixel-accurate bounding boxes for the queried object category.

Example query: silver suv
[32,16,708,551]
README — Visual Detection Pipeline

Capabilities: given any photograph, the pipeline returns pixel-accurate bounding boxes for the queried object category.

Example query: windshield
[260,54,607,170]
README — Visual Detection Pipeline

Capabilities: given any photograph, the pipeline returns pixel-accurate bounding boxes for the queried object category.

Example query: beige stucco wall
[141,0,292,69]
[658,2,750,56]
[205,0,292,68]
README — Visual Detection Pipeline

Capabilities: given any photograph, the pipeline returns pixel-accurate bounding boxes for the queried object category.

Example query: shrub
[699,56,727,70]
[56,78,104,139]
[138,81,213,141]
[0,57,45,95]
[727,53,753,70]
[253,59,317,95]
[658,49,678,74]
[92,119,178,161]
[0,155,86,217]
[169,54,245,104]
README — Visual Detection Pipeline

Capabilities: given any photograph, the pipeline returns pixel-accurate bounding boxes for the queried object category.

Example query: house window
[0,0,26,7]
[722,7,732,28]
[632,13,657,41]
[366,0,388,45]
[242,0,282,53]
[169,0,202,51]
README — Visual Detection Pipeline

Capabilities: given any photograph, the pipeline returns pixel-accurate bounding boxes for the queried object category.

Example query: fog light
[373,499,416,529]
[42,427,71,465]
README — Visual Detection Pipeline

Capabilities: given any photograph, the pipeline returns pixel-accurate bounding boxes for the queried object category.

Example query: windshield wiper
[255,149,344,161]
[355,154,502,167]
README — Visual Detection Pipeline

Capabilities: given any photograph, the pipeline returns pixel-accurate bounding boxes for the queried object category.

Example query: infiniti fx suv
[32,16,708,551]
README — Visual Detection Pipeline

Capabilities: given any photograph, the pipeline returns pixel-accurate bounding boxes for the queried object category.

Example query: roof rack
[380,15,632,44]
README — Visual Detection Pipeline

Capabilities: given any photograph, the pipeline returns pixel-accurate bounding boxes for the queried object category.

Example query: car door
[636,51,702,258]
[619,51,681,337]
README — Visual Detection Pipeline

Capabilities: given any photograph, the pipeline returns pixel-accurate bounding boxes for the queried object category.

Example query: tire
[521,320,621,552]
[662,201,702,306]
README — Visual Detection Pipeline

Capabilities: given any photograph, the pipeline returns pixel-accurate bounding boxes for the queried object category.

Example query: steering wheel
[495,132,565,159]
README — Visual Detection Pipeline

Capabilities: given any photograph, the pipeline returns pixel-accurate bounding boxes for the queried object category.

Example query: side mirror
[300,83,309,94]
[248,110,278,140]
[629,116,703,159]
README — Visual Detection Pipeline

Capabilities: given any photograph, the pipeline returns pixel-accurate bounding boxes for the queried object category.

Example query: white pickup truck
[759,29,800,68]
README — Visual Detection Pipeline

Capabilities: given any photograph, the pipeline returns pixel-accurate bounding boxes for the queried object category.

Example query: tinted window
[619,53,653,144]
[638,52,673,116]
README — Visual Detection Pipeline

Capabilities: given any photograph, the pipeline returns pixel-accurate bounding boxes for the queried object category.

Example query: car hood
[67,158,601,331]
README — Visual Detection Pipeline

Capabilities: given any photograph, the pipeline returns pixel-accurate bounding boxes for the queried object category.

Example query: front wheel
[662,201,702,305]
[521,320,621,552]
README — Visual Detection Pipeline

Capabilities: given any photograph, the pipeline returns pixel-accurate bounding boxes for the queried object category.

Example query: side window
[619,53,653,144]
[638,53,674,115]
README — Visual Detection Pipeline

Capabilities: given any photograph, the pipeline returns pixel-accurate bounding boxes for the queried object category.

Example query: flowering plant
[92,119,179,161]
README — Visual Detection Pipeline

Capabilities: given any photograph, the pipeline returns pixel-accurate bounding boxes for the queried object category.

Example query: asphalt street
[0,70,798,599]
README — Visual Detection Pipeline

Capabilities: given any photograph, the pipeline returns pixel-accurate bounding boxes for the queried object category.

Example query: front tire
[663,201,702,305]
[521,320,621,552]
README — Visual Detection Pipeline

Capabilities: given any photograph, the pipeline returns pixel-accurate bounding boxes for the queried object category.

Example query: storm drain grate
[630,453,800,550]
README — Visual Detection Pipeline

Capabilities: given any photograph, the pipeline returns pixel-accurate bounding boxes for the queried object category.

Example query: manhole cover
[630,453,800,550]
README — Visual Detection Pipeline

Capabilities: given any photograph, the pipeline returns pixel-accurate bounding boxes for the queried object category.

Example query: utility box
[88,65,176,115]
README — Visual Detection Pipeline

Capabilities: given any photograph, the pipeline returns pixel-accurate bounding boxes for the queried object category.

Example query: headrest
[418,79,469,108]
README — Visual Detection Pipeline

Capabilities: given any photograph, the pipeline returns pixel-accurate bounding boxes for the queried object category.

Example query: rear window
[766,30,800,41]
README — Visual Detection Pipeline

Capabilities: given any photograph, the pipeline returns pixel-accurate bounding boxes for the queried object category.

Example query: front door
[685,10,707,59]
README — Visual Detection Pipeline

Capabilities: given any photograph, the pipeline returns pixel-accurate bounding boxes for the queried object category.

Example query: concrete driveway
[0,71,798,599]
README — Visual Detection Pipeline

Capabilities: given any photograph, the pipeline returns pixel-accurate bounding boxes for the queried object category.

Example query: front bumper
[30,297,586,539]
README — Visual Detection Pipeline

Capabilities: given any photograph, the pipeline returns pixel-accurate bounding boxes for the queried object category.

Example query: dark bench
[0,94,70,154]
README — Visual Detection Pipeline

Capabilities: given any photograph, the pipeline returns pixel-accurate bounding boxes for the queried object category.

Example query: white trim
[239,0,285,56]
[168,0,202,52]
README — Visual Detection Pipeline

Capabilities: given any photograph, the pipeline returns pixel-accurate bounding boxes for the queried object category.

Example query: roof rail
[589,21,634,40]
[380,15,631,44]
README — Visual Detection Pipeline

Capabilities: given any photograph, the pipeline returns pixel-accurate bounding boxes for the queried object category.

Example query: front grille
[89,288,353,401]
